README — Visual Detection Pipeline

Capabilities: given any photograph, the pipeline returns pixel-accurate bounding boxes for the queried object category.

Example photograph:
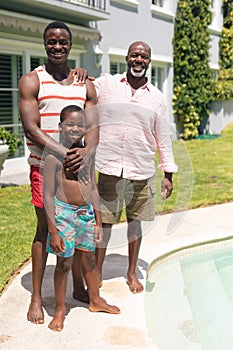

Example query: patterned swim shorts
[46,197,95,258]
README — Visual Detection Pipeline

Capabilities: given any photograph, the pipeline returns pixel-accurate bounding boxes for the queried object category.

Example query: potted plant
[0,126,23,175]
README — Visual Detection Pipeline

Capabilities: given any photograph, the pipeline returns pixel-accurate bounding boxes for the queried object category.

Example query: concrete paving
[0,172,233,349]
[0,170,30,187]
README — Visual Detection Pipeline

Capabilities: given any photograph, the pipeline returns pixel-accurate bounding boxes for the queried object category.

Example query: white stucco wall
[208,101,233,135]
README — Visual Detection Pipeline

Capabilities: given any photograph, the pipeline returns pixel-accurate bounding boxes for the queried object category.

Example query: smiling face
[126,42,151,78]
[44,27,72,65]
[60,111,86,148]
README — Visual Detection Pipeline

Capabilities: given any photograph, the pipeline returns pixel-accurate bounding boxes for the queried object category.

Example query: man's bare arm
[18,71,67,160]
[64,79,99,173]
[84,79,99,152]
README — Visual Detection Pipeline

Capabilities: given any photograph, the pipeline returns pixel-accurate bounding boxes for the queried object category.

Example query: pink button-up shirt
[94,73,178,180]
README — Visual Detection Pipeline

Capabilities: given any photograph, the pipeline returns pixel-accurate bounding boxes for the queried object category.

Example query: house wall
[208,101,233,135]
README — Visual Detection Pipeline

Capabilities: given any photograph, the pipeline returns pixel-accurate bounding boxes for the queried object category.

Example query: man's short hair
[43,21,72,43]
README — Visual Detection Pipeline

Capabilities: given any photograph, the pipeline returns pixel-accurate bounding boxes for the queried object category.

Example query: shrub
[173,0,214,139]
[214,0,233,100]
[0,127,22,155]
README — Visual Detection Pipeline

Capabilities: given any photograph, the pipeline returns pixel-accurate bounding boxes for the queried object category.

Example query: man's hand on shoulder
[72,68,95,84]
[63,147,92,184]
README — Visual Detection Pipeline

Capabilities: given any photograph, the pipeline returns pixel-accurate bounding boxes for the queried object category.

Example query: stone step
[146,261,201,350]
[181,259,233,350]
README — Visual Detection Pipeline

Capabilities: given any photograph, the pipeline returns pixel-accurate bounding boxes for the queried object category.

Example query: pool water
[145,237,233,350]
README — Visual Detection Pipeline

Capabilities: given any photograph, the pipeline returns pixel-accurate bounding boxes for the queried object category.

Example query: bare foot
[73,288,90,303]
[48,307,66,332]
[89,297,120,314]
[126,274,144,294]
[27,299,44,324]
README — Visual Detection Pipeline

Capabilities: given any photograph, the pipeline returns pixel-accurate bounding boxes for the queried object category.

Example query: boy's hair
[43,21,72,43]
[60,105,85,122]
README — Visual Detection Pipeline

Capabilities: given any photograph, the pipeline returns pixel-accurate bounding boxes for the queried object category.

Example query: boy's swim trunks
[46,197,95,258]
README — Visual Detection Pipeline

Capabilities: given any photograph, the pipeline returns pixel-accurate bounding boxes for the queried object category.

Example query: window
[151,0,173,18]
[30,57,45,70]
[151,66,164,91]
[211,69,218,81]
[110,61,126,75]
[109,60,165,91]
[0,55,22,125]
[152,0,164,7]
[30,57,75,70]
[0,54,24,158]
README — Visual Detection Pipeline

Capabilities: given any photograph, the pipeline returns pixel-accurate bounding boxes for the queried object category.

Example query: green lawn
[160,123,233,212]
[0,123,233,292]
[0,185,35,293]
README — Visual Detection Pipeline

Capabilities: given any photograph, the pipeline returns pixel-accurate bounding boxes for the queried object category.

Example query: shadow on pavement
[102,253,148,281]
[21,253,148,317]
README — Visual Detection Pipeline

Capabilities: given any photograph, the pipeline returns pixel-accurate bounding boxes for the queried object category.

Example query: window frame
[111,0,139,8]
[110,60,126,75]
[151,0,174,20]
[151,65,165,92]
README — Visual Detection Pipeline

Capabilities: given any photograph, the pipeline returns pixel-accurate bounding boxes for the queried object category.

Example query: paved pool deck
[0,171,232,349]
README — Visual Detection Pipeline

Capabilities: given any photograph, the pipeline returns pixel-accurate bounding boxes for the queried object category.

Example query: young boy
[44,105,120,332]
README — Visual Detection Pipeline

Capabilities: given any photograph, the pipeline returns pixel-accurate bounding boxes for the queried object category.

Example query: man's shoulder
[19,69,39,92]
[20,65,42,79]
[147,82,165,99]
[96,72,125,82]
[20,69,37,81]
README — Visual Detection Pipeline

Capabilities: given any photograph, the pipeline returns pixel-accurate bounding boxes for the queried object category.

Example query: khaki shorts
[98,173,155,224]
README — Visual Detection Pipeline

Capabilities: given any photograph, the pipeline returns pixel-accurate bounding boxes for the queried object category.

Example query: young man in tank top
[19,21,96,324]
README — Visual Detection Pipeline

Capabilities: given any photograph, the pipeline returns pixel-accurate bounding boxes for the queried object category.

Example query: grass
[160,123,233,212]
[0,186,36,293]
[0,123,233,292]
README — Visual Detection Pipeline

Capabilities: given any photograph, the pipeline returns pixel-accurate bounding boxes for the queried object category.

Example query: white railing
[62,0,106,10]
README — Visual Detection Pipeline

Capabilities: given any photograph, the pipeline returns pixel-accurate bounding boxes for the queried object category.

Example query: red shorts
[30,165,44,208]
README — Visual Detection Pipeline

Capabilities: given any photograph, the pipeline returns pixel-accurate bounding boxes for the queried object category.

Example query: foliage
[173,0,214,140]
[214,0,233,100]
[0,127,22,155]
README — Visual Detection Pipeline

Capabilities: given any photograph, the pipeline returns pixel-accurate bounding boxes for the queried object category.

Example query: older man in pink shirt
[94,41,178,294]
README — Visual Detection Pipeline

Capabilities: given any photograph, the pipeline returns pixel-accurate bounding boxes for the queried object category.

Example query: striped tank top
[27,65,86,167]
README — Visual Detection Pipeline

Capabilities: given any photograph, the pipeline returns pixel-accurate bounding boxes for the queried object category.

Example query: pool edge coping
[146,234,233,280]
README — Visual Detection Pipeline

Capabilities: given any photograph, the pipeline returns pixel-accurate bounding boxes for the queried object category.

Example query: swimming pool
[145,236,233,350]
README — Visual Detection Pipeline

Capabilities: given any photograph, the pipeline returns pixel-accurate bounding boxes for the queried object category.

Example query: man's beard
[130,67,146,77]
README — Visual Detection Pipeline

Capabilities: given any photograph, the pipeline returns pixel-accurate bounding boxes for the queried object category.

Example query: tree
[173,0,214,139]
[215,0,233,100]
